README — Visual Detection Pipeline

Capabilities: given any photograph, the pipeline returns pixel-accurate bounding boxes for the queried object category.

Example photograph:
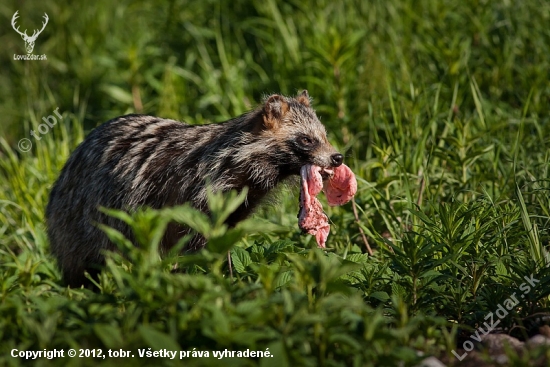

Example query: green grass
[1,0,550,366]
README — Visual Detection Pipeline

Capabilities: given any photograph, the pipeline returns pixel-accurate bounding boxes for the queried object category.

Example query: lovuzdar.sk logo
[11,10,48,61]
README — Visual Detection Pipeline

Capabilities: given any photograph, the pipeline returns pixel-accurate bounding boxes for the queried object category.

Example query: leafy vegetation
[1,0,549,366]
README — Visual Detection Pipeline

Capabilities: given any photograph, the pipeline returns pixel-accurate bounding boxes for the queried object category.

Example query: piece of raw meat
[298,164,357,247]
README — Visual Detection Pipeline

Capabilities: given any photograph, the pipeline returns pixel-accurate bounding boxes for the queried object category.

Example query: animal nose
[330,153,343,167]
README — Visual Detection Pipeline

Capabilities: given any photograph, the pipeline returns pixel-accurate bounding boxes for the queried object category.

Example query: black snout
[330,153,343,167]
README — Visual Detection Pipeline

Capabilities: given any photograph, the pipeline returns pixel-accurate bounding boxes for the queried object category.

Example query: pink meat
[298,164,357,248]
[298,165,330,247]
[324,164,358,206]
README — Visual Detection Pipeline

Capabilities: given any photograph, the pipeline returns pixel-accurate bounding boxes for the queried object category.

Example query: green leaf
[207,188,248,227]
[260,340,289,367]
[275,271,293,288]
[100,84,133,104]
[139,325,180,351]
[163,204,212,237]
[208,227,246,254]
[408,208,433,226]
[231,246,252,273]
[94,324,123,348]
[99,207,134,226]
[369,291,390,302]
[96,224,134,251]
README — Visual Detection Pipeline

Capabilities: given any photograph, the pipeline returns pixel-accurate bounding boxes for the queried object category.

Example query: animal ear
[296,90,310,107]
[263,94,289,129]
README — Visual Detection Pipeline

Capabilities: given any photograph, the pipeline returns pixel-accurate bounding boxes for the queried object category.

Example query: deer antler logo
[11,11,49,54]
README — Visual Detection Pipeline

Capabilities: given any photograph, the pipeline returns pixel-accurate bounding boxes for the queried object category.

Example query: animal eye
[300,137,313,146]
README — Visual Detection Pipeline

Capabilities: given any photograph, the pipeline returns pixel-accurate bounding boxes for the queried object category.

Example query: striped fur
[46,91,343,287]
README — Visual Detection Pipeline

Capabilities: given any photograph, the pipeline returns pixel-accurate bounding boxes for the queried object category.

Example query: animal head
[262,91,343,171]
